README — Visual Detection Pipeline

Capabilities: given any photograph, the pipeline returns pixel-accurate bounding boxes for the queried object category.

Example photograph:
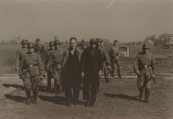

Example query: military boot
[138,87,143,100]
[54,84,61,95]
[117,70,122,78]
[25,90,31,105]
[145,88,150,103]
[33,90,38,104]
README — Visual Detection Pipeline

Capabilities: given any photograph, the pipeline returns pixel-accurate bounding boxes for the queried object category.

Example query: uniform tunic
[97,46,111,76]
[15,47,28,69]
[48,48,64,84]
[109,45,121,77]
[133,52,156,88]
[34,44,45,60]
[19,52,45,89]
[45,49,54,88]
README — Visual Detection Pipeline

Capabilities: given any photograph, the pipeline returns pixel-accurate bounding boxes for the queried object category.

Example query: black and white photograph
[0,0,173,119]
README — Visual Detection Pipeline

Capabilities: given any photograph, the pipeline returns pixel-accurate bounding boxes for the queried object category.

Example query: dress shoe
[105,79,109,83]
[85,100,89,106]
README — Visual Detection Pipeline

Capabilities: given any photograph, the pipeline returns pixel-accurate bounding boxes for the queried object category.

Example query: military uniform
[19,43,45,105]
[133,44,156,103]
[15,40,28,71]
[48,40,64,94]
[34,38,45,61]
[96,38,111,83]
[45,41,55,90]
[109,40,121,78]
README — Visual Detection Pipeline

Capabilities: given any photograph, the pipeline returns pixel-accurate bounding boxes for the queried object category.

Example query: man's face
[70,39,77,49]
[55,44,60,49]
[142,48,149,54]
[22,44,27,48]
[114,42,117,46]
[36,41,40,45]
[28,48,34,53]
[50,45,55,50]
[98,41,101,46]
[90,42,96,49]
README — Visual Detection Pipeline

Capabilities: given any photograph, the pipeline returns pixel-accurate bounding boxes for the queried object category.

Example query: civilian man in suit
[61,37,83,107]
[81,38,103,107]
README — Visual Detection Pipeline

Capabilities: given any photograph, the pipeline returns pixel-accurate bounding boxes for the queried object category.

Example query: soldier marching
[16,38,156,107]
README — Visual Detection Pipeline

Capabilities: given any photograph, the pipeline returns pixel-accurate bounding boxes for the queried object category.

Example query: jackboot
[138,87,143,100]
[117,70,122,78]
[25,90,31,105]
[54,84,61,95]
[145,88,150,103]
[33,90,38,104]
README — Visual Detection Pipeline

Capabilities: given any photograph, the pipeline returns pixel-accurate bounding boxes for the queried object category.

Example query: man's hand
[152,74,156,78]
[98,70,102,78]
[40,76,43,80]
[108,65,111,70]
[15,67,19,71]
[19,75,24,80]
[136,70,140,75]
[81,72,84,79]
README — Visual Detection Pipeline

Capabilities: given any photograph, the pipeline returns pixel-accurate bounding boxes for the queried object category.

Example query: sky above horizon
[0,0,173,42]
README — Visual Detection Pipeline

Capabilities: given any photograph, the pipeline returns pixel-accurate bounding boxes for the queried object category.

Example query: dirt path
[0,74,173,119]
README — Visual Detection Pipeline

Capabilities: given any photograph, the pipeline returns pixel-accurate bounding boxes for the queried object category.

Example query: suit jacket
[81,47,103,74]
[61,48,83,80]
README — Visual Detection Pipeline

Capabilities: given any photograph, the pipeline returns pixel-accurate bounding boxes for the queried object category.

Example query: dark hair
[36,38,40,42]
[70,37,77,43]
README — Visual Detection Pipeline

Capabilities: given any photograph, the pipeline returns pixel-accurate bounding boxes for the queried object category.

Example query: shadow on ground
[4,94,26,103]
[3,84,24,89]
[39,95,85,106]
[103,93,144,102]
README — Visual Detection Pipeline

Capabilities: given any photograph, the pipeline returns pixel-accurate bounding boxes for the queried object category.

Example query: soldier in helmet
[96,38,111,83]
[48,40,64,94]
[45,41,55,91]
[81,38,103,107]
[15,39,28,71]
[34,38,45,61]
[133,44,156,103]
[19,43,45,105]
[109,40,122,78]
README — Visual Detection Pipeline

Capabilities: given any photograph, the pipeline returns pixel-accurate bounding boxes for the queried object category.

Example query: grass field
[0,43,173,74]
[0,44,173,119]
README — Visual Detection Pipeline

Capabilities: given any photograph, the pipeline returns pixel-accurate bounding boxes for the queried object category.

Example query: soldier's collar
[55,48,61,50]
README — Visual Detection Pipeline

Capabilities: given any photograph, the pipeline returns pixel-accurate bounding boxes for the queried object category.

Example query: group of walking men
[15,37,156,107]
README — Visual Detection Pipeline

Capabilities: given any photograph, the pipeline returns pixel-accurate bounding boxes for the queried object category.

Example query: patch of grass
[0,74,172,119]
[0,44,173,74]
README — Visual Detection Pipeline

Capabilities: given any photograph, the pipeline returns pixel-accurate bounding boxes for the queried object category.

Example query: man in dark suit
[81,38,103,107]
[61,37,83,107]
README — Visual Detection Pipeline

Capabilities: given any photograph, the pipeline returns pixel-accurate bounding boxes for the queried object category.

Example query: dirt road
[0,74,173,119]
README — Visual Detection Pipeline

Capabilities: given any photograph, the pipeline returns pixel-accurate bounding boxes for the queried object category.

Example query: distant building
[169,34,173,45]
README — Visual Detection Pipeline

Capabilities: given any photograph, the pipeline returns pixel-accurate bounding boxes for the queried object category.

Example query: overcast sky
[0,0,173,42]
